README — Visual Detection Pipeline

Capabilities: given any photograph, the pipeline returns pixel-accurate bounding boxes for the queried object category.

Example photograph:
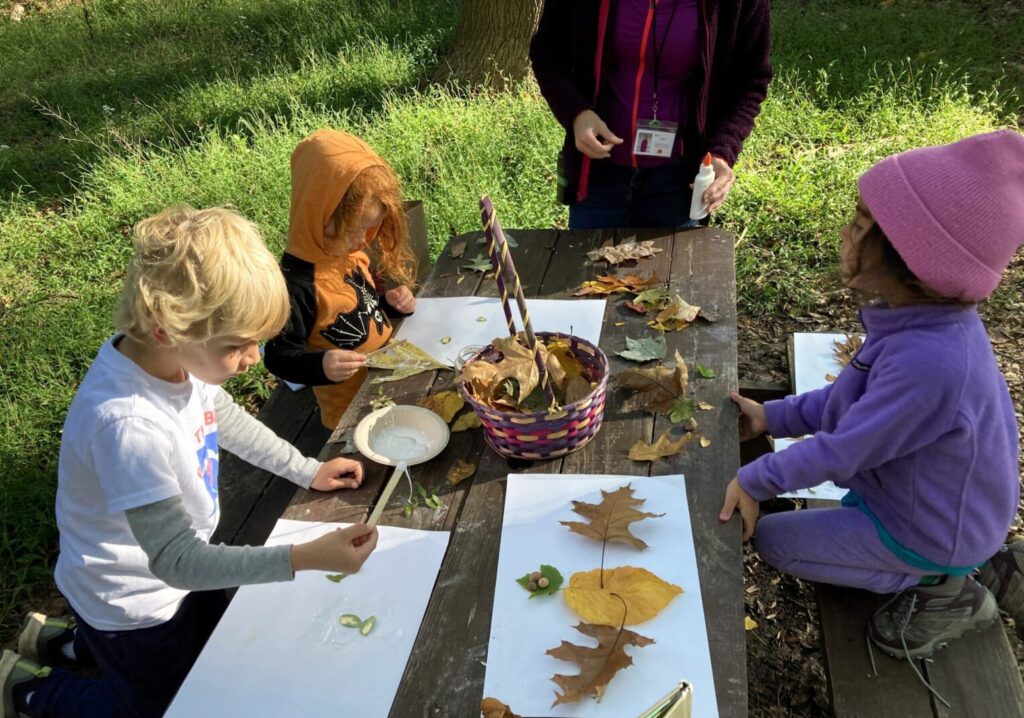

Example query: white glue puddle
[370,425,431,462]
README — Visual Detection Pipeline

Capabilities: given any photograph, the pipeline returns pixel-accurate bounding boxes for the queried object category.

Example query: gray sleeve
[126,495,295,591]
[213,388,320,489]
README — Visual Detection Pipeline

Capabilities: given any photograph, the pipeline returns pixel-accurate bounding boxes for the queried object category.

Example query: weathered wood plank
[925,621,1024,718]
[652,226,746,718]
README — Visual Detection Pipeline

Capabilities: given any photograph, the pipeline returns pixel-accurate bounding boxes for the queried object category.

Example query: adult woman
[530,0,772,229]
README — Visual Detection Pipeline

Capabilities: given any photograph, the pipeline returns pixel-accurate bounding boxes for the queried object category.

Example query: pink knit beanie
[858,130,1024,302]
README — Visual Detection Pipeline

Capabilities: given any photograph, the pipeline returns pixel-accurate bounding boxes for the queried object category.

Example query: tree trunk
[440,0,544,90]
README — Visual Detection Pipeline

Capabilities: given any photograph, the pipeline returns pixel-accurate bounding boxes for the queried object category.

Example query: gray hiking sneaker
[977,540,1024,628]
[1,650,51,718]
[868,575,998,659]
[17,613,76,668]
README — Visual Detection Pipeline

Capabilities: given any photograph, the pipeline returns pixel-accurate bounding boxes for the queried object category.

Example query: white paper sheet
[777,333,863,501]
[484,474,718,718]
[165,520,449,718]
[393,297,606,366]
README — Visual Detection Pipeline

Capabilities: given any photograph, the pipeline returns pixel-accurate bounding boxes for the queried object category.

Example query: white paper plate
[353,405,450,466]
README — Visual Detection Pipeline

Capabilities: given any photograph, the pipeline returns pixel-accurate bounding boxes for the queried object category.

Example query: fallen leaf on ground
[451,412,483,432]
[446,459,476,486]
[417,390,465,423]
[573,272,661,297]
[648,295,701,332]
[367,341,449,383]
[628,430,697,461]
[697,401,714,410]
[561,483,663,549]
[480,698,522,718]
[586,240,664,264]
[615,350,688,413]
[547,622,655,706]
[616,335,666,363]
[745,615,758,631]
[563,566,682,626]
[700,436,711,448]
[614,321,626,327]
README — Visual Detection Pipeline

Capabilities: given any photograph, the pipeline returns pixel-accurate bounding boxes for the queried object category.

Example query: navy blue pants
[568,160,700,230]
[22,590,229,718]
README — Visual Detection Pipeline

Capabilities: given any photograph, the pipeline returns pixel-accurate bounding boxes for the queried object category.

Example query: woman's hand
[719,477,759,541]
[311,457,364,491]
[323,349,366,382]
[385,286,416,314]
[730,391,768,441]
[290,523,378,573]
[702,155,735,213]
[573,110,623,159]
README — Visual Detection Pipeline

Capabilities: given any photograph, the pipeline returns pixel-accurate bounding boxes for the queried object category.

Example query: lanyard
[649,0,680,121]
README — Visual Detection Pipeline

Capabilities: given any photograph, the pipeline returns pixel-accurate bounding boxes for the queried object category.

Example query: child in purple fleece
[719,130,1024,661]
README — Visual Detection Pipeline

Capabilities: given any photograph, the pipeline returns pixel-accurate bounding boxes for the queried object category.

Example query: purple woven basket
[458,332,609,461]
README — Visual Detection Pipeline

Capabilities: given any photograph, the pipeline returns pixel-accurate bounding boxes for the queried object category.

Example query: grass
[1,0,1022,637]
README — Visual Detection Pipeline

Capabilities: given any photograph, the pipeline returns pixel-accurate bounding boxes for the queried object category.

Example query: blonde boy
[1,208,377,718]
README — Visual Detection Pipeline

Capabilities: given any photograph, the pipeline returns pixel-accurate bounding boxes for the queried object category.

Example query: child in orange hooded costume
[265,130,417,428]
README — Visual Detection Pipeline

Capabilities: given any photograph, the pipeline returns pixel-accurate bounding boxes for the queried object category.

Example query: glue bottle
[688,153,715,221]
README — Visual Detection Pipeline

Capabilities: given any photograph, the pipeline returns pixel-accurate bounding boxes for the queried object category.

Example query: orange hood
[286,129,387,264]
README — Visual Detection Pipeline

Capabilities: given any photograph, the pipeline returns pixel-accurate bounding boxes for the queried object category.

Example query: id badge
[633,119,679,158]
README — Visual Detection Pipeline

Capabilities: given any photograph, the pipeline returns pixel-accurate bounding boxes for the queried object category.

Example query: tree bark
[440,0,544,90]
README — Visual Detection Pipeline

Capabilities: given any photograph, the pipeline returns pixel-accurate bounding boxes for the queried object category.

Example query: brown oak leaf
[614,350,688,413]
[446,459,476,486]
[480,697,521,718]
[560,483,663,550]
[572,272,661,297]
[586,240,664,264]
[546,622,655,706]
[832,333,863,368]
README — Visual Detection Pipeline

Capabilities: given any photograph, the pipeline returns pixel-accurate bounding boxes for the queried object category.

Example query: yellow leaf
[459,334,565,410]
[366,340,448,383]
[699,436,711,448]
[545,338,584,382]
[697,402,714,411]
[614,321,625,327]
[649,295,700,331]
[417,390,464,423]
[745,615,758,631]
[447,459,476,486]
[628,430,697,461]
[563,566,682,626]
[451,412,483,432]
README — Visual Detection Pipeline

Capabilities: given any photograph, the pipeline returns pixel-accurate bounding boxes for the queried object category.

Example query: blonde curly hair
[115,207,289,346]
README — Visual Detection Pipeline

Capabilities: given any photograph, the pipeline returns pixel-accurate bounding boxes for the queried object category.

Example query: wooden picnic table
[282,226,744,718]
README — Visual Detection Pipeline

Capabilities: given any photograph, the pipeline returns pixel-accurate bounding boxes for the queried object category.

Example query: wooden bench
[736,341,1024,718]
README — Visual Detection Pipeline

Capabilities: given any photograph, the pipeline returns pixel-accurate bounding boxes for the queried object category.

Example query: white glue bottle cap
[689,153,716,221]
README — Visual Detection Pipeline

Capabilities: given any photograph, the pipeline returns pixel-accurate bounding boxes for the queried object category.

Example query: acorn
[529,571,542,582]
[526,580,538,592]
[537,576,550,589]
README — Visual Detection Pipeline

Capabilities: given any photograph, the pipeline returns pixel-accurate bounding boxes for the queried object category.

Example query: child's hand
[290,523,379,574]
[385,286,416,314]
[719,477,759,541]
[730,391,768,441]
[311,457,364,491]
[323,349,366,382]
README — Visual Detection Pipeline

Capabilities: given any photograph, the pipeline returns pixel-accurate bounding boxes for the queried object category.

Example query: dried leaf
[449,239,468,259]
[460,335,565,410]
[616,335,666,363]
[563,567,683,626]
[440,336,452,345]
[699,436,711,448]
[695,364,716,379]
[587,240,664,264]
[480,698,522,718]
[573,272,661,297]
[825,373,837,383]
[832,334,863,367]
[547,622,655,706]
[476,316,488,322]
[564,376,594,404]
[446,459,476,486]
[367,340,449,383]
[624,300,650,314]
[614,321,626,327]
[648,295,701,332]
[462,254,494,274]
[417,390,464,423]
[615,350,688,413]
[697,401,714,411]
[561,484,663,550]
[745,615,758,631]
[628,430,697,461]
[545,338,584,381]
[451,412,483,432]
[515,564,563,598]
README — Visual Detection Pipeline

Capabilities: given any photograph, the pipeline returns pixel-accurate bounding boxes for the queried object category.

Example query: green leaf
[667,398,696,424]
[359,615,377,636]
[402,503,415,518]
[616,335,667,363]
[339,614,363,628]
[325,573,348,583]
[632,286,670,310]
[515,564,564,598]
[696,364,716,379]
[462,254,494,273]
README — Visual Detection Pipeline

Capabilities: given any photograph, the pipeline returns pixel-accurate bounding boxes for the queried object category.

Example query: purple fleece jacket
[739,303,1020,568]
